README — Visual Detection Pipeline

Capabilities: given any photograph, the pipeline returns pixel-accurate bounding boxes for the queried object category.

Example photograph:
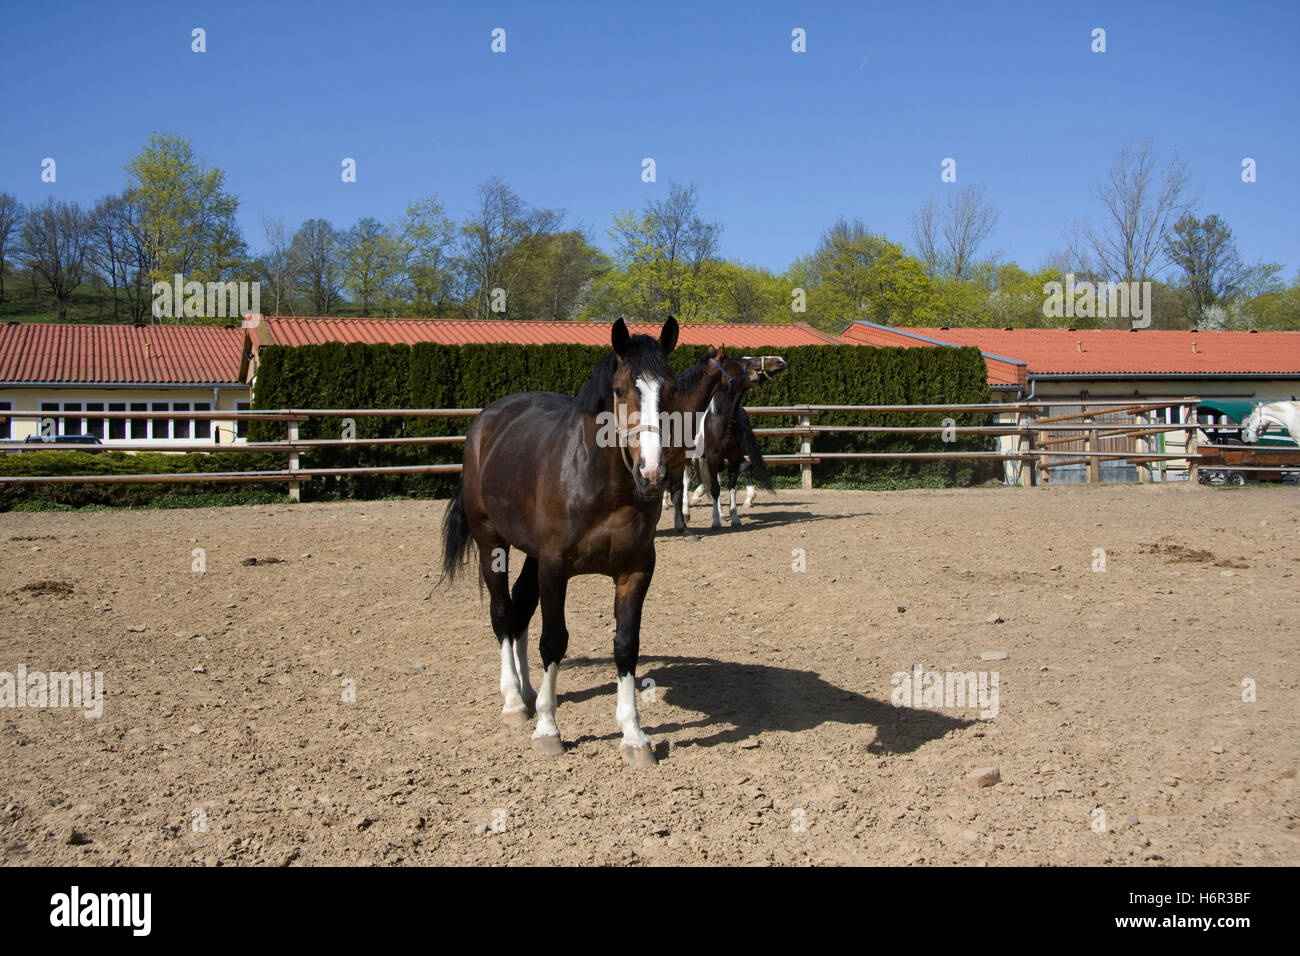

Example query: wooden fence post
[287,418,302,502]
[799,410,813,491]
[1135,411,1151,483]
[1023,411,1038,487]
[1085,411,1101,484]
[1185,401,1199,485]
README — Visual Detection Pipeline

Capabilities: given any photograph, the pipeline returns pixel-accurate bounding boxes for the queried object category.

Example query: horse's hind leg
[480,541,530,727]
[740,460,756,508]
[614,570,656,767]
[727,464,741,527]
[532,562,568,756]
[509,556,539,718]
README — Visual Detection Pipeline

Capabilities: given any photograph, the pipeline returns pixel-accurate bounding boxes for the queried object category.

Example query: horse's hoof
[502,706,529,728]
[532,735,564,756]
[620,744,657,767]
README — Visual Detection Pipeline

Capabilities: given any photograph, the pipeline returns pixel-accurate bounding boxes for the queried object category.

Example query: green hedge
[248,340,995,498]
[0,450,285,510]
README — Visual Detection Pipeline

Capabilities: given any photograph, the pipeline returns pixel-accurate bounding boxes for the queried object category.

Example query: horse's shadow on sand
[656,503,881,539]
[559,655,972,755]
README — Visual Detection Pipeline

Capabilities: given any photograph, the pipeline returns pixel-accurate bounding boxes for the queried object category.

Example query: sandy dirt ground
[1,483,1297,866]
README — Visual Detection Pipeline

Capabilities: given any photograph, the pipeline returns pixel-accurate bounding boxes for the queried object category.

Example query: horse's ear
[612,318,631,356]
[660,315,679,354]
[714,344,725,360]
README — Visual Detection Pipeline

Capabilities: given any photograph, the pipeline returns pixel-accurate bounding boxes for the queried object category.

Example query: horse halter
[711,357,750,396]
[613,389,661,478]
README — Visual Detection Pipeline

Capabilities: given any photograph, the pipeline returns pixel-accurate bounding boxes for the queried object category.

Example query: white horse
[1242,400,1300,446]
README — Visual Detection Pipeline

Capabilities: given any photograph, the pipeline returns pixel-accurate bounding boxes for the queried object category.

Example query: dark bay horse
[677,355,787,530]
[662,349,767,535]
[441,318,680,767]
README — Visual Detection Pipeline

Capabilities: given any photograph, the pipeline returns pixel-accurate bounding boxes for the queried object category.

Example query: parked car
[21,434,106,453]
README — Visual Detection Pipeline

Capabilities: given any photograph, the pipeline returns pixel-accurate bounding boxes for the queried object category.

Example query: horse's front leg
[613,569,656,767]
[531,561,568,756]
[670,468,688,534]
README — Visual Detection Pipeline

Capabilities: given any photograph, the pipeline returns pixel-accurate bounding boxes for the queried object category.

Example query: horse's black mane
[674,347,717,396]
[574,334,672,416]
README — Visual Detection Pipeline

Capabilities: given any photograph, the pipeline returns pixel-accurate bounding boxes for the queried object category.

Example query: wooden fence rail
[0,398,1238,496]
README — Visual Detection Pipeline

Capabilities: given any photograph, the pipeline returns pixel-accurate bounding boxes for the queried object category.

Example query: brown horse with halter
[671,354,787,532]
[441,318,746,766]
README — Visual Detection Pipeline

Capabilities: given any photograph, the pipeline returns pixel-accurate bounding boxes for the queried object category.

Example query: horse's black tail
[440,482,473,584]
[738,408,775,493]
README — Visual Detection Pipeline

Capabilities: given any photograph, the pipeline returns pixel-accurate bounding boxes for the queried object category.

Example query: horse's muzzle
[634,464,667,498]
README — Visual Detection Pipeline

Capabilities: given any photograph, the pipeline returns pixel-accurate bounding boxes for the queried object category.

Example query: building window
[0,400,10,440]
[151,403,171,440]
[193,402,211,440]
[108,403,126,440]
[32,398,227,443]
[236,401,251,439]
[61,402,82,436]
[172,402,191,441]
[85,402,105,440]
[129,402,148,440]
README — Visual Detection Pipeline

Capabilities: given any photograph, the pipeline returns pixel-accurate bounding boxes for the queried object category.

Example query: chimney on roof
[1192,341,1198,353]
[1076,340,1083,353]
[145,342,151,359]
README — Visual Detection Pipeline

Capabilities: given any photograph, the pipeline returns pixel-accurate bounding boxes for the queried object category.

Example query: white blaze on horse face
[635,376,662,478]
[615,673,651,748]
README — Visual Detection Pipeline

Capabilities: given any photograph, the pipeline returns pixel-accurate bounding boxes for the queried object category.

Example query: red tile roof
[839,322,1300,380]
[244,315,841,349]
[0,322,245,384]
[839,322,1027,388]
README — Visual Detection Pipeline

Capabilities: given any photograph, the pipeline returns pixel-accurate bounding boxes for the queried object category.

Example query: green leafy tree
[123,133,246,295]
[399,196,458,316]
[341,217,401,315]
[1164,213,1246,325]
[605,182,722,321]
[792,218,940,331]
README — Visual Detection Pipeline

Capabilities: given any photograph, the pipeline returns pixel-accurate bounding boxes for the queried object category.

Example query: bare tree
[21,198,92,320]
[943,185,999,280]
[290,219,343,315]
[911,195,940,277]
[259,216,299,316]
[911,186,998,280]
[459,176,562,318]
[1077,139,1193,281]
[87,195,127,321]
[0,192,24,304]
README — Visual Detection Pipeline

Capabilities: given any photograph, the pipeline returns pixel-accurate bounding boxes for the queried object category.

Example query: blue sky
[3,0,1297,277]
